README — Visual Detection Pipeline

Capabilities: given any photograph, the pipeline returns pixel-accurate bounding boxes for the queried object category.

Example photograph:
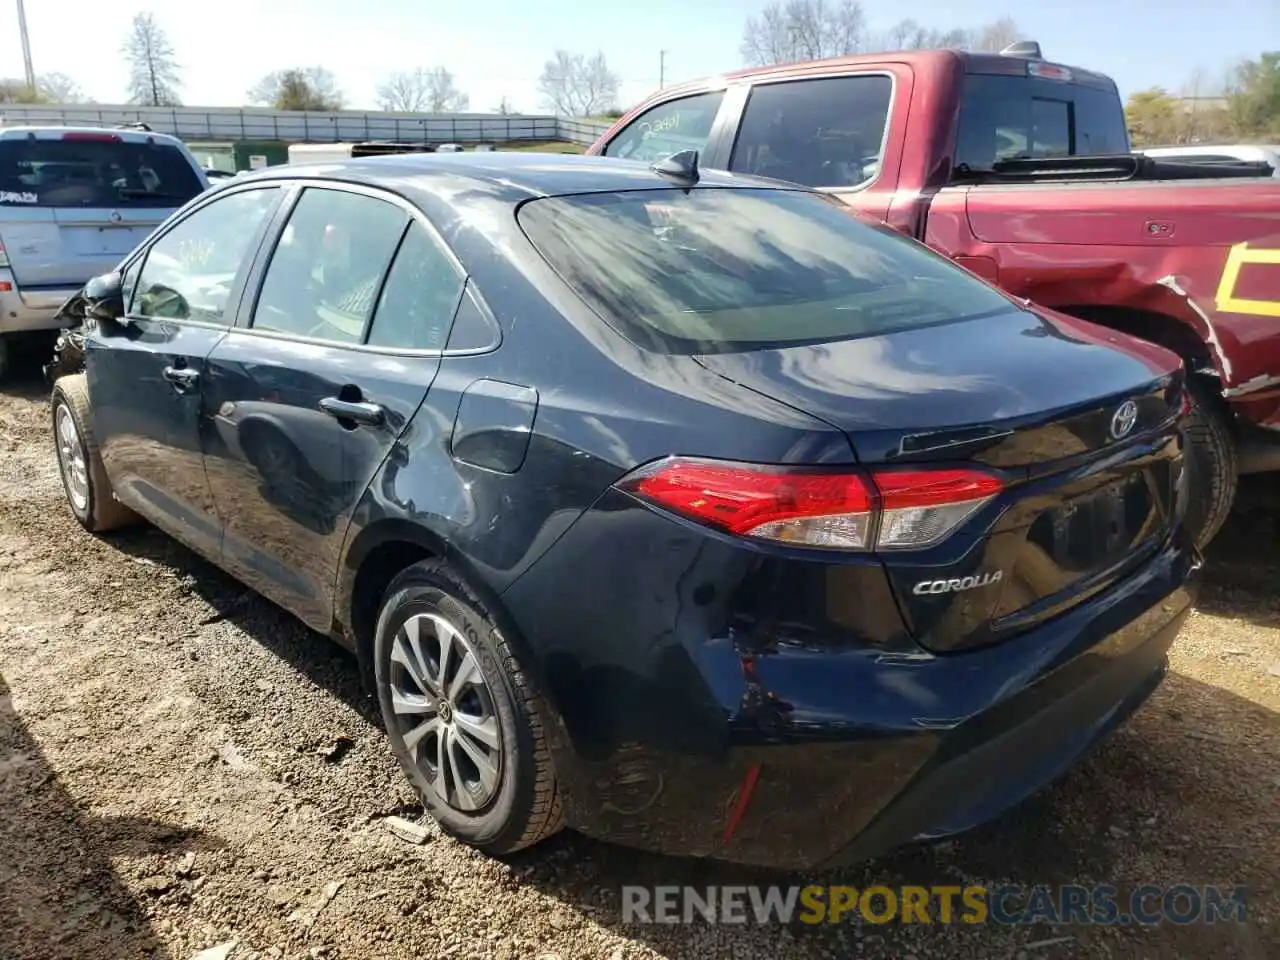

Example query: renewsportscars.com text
[621,884,1249,926]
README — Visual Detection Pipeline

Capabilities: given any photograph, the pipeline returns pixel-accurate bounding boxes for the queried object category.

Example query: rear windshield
[0,138,203,209]
[955,74,1130,174]
[518,187,1016,354]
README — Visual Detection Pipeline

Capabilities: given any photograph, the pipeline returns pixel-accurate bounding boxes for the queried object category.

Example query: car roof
[239,151,782,203]
[0,124,188,147]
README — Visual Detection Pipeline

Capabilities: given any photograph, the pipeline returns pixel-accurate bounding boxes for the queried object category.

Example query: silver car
[0,122,208,377]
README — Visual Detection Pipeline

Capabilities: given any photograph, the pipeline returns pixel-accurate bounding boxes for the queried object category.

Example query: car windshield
[517,187,1017,354]
[0,138,204,208]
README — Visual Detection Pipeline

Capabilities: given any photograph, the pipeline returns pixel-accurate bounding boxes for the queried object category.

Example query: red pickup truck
[587,43,1280,548]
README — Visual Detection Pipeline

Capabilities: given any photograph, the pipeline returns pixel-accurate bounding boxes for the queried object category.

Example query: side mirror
[83,272,126,323]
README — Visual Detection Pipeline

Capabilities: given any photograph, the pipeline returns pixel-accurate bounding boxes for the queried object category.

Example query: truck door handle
[319,396,385,426]
[162,366,199,391]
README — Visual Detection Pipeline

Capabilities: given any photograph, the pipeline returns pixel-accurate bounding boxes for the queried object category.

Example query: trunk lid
[695,307,1188,653]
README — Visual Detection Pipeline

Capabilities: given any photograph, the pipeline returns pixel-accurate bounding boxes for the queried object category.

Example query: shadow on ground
[0,674,221,960]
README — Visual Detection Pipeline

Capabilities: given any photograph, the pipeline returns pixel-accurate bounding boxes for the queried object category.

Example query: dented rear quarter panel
[922,179,1280,425]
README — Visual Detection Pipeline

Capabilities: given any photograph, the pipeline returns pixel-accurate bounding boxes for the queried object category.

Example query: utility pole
[16,0,36,93]
[659,50,667,89]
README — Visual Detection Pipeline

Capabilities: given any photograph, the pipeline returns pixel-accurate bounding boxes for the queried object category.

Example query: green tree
[247,68,344,111]
[1125,87,1179,147]
[1226,51,1280,138]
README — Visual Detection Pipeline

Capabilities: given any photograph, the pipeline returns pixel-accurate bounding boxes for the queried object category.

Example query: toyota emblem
[1110,400,1139,440]
[109,211,122,223]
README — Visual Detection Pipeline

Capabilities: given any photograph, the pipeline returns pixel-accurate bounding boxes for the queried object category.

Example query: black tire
[0,335,10,384]
[1182,379,1237,550]
[50,374,139,533]
[373,559,563,854]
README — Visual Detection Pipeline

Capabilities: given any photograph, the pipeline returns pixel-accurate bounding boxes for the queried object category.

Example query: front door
[204,185,464,631]
[86,185,284,558]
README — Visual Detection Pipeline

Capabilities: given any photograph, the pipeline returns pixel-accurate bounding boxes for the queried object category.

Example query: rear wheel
[1182,379,1237,550]
[373,559,563,854]
[51,374,138,533]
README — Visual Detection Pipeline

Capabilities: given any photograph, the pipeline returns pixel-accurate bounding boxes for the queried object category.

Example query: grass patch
[502,141,587,154]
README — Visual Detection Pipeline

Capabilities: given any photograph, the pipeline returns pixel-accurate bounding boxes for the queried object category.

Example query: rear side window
[729,75,893,189]
[366,222,466,351]
[0,137,204,209]
[518,187,1014,355]
[954,75,1130,173]
[252,188,407,345]
[603,92,725,164]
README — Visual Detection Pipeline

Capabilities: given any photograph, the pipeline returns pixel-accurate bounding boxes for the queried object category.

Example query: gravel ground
[0,368,1277,960]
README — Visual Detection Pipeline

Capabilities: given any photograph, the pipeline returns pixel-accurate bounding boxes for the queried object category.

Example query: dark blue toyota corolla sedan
[49,152,1199,868]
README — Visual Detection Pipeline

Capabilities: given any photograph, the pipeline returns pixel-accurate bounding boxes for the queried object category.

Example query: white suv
[0,122,208,378]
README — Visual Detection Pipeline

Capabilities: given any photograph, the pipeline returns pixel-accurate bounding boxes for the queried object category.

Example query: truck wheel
[51,374,139,533]
[1182,380,1237,550]
[0,336,10,383]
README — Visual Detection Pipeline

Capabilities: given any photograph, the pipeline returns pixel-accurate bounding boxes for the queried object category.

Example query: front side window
[729,75,893,189]
[251,188,407,345]
[132,187,280,323]
[366,223,466,351]
[519,187,1015,355]
[603,92,725,164]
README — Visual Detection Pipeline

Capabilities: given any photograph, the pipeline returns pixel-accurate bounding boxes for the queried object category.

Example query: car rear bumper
[502,493,1199,869]
[0,277,79,334]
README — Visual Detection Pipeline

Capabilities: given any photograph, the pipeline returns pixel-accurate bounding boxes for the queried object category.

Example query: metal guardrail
[0,104,613,146]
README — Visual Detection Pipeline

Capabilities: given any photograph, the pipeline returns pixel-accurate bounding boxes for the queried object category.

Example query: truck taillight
[615,457,1002,551]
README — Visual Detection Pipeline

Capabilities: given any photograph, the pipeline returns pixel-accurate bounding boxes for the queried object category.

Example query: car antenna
[650,149,700,185]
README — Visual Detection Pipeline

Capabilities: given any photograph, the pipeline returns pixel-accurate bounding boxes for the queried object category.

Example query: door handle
[162,366,199,391]
[319,396,385,426]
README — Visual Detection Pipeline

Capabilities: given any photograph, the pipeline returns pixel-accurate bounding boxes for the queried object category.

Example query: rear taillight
[616,457,1002,551]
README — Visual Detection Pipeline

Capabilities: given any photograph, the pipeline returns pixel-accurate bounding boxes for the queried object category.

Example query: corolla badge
[912,570,1003,595]
[1110,400,1139,440]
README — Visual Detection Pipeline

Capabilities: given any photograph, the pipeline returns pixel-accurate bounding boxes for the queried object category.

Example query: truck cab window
[729,75,893,189]
[603,92,725,164]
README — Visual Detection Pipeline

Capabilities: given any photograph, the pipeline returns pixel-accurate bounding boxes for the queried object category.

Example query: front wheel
[1182,380,1237,550]
[51,374,138,533]
[373,559,563,855]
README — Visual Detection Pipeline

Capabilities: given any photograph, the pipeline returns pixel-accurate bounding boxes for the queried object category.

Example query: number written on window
[604,92,725,164]
[133,187,280,323]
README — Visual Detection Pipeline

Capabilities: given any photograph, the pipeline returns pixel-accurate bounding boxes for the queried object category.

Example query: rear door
[204,183,465,632]
[86,184,284,557]
[0,130,205,289]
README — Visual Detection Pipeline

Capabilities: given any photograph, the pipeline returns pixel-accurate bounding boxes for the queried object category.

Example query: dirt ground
[0,366,1276,960]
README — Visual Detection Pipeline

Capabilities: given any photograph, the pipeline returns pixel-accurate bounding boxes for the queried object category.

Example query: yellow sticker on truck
[1215,242,1280,318]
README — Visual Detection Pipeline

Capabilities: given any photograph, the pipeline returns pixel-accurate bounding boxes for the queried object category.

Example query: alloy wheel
[388,612,504,812]
[55,404,89,512]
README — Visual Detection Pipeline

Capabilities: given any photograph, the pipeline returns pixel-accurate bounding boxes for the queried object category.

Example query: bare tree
[122,12,181,106]
[741,0,868,67]
[537,50,620,116]
[423,68,469,112]
[970,16,1021,53]
[248,68,344,111]
[493,96,514,115]
[377,69,428,112]
[879,19,969,51]
[38,72,88,103]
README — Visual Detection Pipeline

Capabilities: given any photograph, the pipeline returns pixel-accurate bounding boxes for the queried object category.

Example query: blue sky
[3,0,1274,112]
